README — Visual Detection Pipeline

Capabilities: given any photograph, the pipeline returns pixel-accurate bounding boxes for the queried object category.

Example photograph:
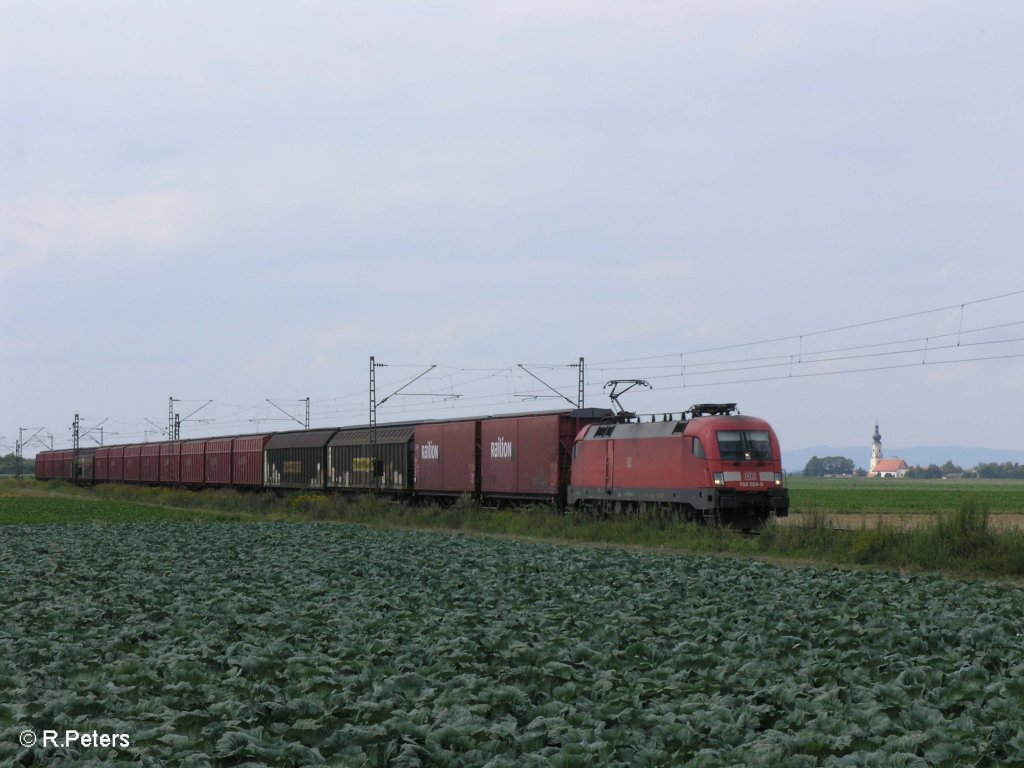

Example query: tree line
[975,462,1024,479]
[802,456,857,477]
[803,456,1024,479]
[904,461,967,479]
[0,453,35,475]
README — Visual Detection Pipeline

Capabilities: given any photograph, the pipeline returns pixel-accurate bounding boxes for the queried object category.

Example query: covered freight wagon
[45,450,61,481]
[94,446,111,481]
[74,448,97,483]
[181,439,207,485]
[205,437,234,485]
[33,450,55,481]
[232,434,270,486]
[327,425,415,493]
[123,445,142,483]
[160,442,182,484]
[413,419,479,496]
[106,445,125,482]
[479,409,611,504]
[264,429,337,490]
[140,444,162,483]
[57,449,75,481]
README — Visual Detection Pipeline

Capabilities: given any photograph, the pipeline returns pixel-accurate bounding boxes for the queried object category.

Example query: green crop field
[787,476,1024,515]
[3,520,1024,766]
[0,493,248,525]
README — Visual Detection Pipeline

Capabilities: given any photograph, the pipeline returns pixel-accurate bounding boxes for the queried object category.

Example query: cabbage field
[3,521,1024,766]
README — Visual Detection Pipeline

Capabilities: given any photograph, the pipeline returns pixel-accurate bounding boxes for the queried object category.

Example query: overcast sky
[2,1,1023,460]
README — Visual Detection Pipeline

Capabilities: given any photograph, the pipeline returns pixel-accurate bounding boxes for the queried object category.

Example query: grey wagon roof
[266,429,339,450]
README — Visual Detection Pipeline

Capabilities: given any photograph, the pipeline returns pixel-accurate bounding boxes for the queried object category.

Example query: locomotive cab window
[692,437,705,458]
[716,430,772,461]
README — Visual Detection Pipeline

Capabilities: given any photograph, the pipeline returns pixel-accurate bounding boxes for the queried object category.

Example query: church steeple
[870,421,883,473]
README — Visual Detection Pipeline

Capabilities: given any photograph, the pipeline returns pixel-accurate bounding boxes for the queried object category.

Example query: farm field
[787,476,1024,515]
[783,477,1024,534]
[0,493,248,525]
[3,520,1024,766]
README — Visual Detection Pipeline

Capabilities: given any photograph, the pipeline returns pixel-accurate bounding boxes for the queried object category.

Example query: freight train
[33,404,789,528]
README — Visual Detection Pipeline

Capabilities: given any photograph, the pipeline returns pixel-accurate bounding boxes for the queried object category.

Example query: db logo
[743,472,757,481]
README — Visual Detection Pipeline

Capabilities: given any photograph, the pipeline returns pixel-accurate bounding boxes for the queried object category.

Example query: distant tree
[977,462,1024,479]
[0,453,35,475]
[940,460,964,476]
[854,467,867,477]
[907,464,943,479]
[803,456,855,477]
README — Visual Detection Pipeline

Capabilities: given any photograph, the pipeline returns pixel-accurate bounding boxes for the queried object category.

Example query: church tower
[870,422,883,473]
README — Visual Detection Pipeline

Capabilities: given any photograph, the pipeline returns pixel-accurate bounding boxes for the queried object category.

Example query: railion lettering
[490,438,513,459]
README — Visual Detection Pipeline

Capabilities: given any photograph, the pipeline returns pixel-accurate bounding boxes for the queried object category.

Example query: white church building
[867,422,909,478]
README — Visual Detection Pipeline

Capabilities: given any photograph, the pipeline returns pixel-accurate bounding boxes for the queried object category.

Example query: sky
[2,0,1023,460]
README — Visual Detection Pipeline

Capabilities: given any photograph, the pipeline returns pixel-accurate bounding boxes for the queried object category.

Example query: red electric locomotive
[568,404,789,528]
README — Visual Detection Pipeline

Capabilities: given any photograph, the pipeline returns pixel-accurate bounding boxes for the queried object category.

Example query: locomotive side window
[716,430,773,460]
[692,437,705,458]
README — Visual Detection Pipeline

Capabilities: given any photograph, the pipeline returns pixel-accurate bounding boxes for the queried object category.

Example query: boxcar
[107,445,125,482]
[232,434,270,487]
[74,448,97,483]
[205,436,234,485]
[413,419,479,496]
[55,449,67,482]
[57,450,69,480]
[33,450,54,481]
[479,410,611,504]
[160,441,182,484]
[41,450,60,480]
[264,428,337,490]
[57,449,75,481]
[122,445,142,483]
[327,425,415,494]
[94,446,111,481]
[140,444,162,483]
[180,439,207,485]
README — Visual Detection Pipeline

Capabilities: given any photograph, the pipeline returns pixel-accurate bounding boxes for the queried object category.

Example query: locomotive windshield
[716,430,773,461]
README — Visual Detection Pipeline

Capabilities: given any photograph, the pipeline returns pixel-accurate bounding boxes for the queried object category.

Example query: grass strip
[4,479,1024,579]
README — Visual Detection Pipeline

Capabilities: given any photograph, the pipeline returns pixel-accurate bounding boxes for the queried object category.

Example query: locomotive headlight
[713,472,724,486]
[774,473,783,487]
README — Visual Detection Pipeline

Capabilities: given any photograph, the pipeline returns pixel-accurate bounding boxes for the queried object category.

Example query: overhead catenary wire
[29,288,1023,447]
[589,288,1024,366]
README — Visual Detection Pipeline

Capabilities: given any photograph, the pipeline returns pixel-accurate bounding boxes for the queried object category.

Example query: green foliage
[0,495,229,523]
[6,479,1024,577]
[803,455,855,477]
[0,452,34,475]
[977,461,1024,479]
[3,522,1024,765]
[932,497,992,558]
[758,498,1024,576]
[849,523,906,565]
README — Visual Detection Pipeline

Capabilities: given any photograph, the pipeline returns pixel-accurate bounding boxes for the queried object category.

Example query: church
[867,422,909,478]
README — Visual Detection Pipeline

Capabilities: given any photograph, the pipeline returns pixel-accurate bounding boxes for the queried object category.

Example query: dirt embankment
[777,512,1024,531]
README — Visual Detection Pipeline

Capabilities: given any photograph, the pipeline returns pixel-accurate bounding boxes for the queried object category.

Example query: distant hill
[782,445,1024,474]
